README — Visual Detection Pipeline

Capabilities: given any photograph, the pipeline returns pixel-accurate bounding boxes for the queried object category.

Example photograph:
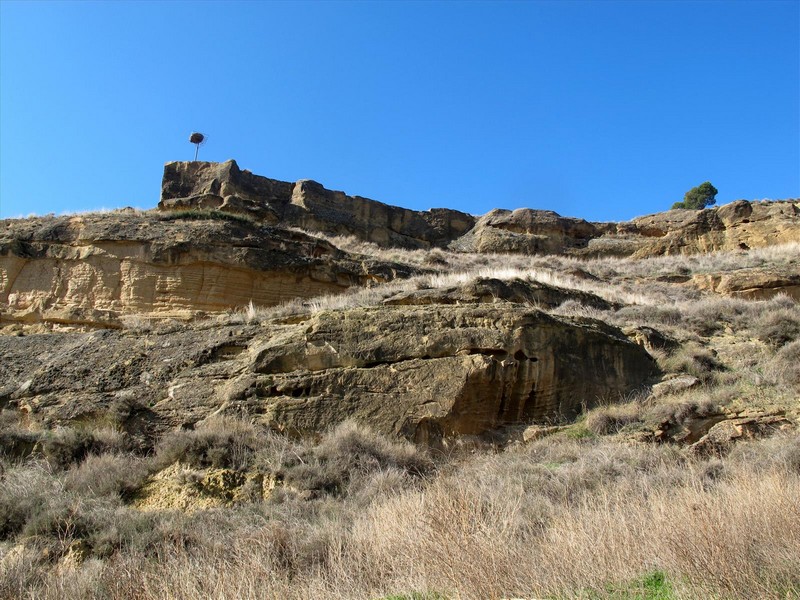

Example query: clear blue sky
[1,1,798,222]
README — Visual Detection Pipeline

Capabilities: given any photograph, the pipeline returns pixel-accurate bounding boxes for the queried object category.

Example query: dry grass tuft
[584,402,644,435]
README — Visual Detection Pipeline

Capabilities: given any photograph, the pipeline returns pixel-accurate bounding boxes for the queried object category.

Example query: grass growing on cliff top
[158,209,257,224]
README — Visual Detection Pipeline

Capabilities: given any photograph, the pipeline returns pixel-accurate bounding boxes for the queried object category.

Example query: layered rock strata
[625,200,800,258]
[0,211,415,327]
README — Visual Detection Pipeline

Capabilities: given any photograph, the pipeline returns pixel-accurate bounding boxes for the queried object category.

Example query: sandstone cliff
[624,199,800,257]
[159,160,476,250]
[159,160,799,258]
[2,160,798,445]
[0,211,415,328]
[3,161,797,329]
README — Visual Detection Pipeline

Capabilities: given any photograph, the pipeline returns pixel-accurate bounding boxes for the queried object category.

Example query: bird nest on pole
[189,132,207,161]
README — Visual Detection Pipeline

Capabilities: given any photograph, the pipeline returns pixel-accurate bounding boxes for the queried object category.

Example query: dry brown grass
[224,241,798,332]
[583,402,645,435]
[2,431,798,600]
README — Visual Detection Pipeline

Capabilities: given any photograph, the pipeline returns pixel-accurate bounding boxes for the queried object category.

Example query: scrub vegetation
[2,242,799,600]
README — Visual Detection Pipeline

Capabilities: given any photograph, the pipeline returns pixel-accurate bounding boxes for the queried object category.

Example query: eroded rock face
[0,212,415,328]
[159,160,476,249]
[0,305,658,444]
[688,412,796,456]
[160,161,799,261]
[450,208,603,255]
[691,270,800,300]
[159,160,294,223]
[627,200,800,258]
[247,306,658,440]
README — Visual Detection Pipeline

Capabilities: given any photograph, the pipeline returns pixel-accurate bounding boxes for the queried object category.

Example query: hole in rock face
[481,348,508,357]
[514,350,538,362]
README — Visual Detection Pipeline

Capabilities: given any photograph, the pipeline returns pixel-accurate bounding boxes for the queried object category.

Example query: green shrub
[672,181,717,210]
[563,424,595,440]
[593,570,677,599]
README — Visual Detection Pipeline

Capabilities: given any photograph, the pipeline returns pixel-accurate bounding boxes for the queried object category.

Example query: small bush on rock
[65,453,148,499]
[768,340,800,387]
[41,428,107,470]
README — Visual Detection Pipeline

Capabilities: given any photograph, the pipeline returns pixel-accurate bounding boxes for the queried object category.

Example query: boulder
[624,326,680,355]
[158,160,294,223]
[688,413,796,456]
[650,375,701,398]
[691,270,800,300]
[629,200,800,258]
[451,208,600,254]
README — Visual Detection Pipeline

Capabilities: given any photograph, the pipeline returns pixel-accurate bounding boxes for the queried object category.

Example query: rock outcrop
[4,160,797,450]
[159,160,475,250]
[688,412,796,456]
[453,200,800,258]
[0,305,658,445]
[0,211,415,328]
[690,269,800,300]
[626,200,800,258]
[450,208,605,255]
[649,403,796,455]
[4,161,797,328]
[159,161,800,259]
[382,276,615,311]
